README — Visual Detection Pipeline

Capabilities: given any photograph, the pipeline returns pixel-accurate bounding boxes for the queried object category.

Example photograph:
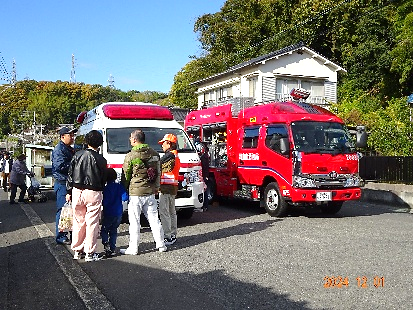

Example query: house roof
[191,42,346,86]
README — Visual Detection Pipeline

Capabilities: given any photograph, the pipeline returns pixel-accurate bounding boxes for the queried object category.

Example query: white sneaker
[158,245,167,252]
[84,252,104,262]
[120,248,138,255]
[73,251,85,260]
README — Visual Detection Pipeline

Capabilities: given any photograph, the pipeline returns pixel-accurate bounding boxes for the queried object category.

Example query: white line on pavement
[20,203,116,310]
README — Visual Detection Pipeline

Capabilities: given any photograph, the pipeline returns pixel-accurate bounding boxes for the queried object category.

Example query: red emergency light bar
[290,88,310,100]
[102,104,174,120]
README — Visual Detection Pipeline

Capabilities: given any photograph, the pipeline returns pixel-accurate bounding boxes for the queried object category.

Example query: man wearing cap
[52,126,77,245]
[9,153,33,204]
[158,133,180,245]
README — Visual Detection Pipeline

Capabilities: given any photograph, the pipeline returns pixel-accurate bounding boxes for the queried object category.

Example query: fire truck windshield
[106,127,195,154]
[291,121,354,154]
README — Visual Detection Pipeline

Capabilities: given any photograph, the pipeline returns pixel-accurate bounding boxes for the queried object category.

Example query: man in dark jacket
[9,154,33,204]
[66,130,107,262]
[52,126,77,244]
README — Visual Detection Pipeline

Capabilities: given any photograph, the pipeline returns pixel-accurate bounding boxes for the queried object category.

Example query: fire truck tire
[262,182,288,217]
[320,201,343,214]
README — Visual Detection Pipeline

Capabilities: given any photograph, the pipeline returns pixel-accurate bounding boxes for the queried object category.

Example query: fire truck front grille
[317,184,345,190]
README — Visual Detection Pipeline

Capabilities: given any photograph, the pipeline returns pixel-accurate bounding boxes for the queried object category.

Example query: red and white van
[75,102,204,218]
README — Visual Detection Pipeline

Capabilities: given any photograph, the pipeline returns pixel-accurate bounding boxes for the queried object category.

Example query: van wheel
[262,182,289,217]
[178,207,194,219]
[320,201,343,214]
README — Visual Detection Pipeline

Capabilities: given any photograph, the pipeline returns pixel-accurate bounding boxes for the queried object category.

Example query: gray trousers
[159,193,177,239]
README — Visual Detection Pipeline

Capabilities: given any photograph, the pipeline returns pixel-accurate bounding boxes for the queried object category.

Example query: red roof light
[102,104,173,120]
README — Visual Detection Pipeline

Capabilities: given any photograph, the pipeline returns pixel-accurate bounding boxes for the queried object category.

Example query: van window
[74,135,87,151]
[242,126,260,149]
[106,127,195,154]
[265,125,288,154]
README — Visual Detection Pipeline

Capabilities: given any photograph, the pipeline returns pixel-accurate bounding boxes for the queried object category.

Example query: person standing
[0,152,4,188]
[158,134,180,245]
[195,140,210,211]
[9,154,33,204]
[101,168,128,257]
[52,127,77,245]
[66,130,107,262]
[1,152,13,192]
[120,129,167,255]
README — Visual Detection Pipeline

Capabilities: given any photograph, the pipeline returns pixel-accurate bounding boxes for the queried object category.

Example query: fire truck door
[238,125,261,184]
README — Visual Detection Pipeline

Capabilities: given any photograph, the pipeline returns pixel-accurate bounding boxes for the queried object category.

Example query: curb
[361,182,413,211]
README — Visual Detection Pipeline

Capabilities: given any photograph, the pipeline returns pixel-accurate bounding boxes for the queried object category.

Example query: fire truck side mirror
[355,126,367,148]
[280,137,290,155]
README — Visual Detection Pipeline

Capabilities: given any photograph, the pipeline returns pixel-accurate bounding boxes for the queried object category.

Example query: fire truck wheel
[320,201,343,214]
[262,182,288,217]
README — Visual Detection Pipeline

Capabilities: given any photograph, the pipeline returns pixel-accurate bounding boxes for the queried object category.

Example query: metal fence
[359,156,413,184]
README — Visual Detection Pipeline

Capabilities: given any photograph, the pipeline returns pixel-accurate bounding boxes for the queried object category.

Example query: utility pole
[108,74,115,88]
[70,54,76,83]
[11,59,16,85]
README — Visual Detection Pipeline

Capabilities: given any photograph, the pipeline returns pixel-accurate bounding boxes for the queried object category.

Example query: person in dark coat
[9,154,33,204]
[52,126,77,245]
[195,141,210,211]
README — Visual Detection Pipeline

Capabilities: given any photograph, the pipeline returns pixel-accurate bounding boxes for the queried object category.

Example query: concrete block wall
[362,182,413,212]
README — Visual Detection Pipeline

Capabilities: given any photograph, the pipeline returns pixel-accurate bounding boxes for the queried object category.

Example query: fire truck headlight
[345,175,361,187]
[293,176,316,188]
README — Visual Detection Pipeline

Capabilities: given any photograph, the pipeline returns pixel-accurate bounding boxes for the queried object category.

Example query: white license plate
[316,192,332,201]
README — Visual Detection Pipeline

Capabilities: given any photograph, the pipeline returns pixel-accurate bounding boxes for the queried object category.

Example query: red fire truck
[185,90,367,216]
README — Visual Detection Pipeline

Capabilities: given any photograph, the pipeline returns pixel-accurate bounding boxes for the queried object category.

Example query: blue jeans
[54,181,69,242]
[100,215,122,251]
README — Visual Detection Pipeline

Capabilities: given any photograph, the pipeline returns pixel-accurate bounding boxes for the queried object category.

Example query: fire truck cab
[76,102,204,218]
[185,90,367,216]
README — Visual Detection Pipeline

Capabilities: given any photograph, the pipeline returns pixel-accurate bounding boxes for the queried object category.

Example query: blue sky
[0,1,225,93]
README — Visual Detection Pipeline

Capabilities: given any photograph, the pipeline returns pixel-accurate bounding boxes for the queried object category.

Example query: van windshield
[106,127,195,154]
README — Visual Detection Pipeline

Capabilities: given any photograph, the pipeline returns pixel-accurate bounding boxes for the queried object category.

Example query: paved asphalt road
[1,188,413,310]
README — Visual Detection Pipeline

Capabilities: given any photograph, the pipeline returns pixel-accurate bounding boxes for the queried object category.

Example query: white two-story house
[191,42,346,110]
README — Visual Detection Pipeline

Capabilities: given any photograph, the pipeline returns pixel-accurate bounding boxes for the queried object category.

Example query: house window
[276,79,298,100]
[210,90,215,102]
[301,81,324,95]
[301,80,324,104]
[227,86,232,98]
[249,77,258,99]
[219,88,224,100]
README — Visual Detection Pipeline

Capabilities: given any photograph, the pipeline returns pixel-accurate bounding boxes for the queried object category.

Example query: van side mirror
[356,126,367,148]
[280,137,290,155]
